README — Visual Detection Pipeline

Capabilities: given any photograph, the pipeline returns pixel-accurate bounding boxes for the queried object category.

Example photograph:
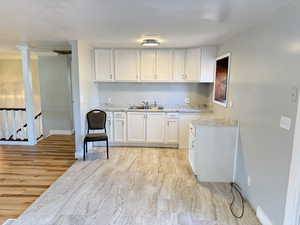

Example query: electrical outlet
[248,176,251,186]
[184,97,190,104]
[107,98,112,104]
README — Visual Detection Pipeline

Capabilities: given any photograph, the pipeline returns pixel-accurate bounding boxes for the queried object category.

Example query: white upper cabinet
[95,49,113,81]
[114,49,139,81]
[146,113,165,143]
[200,46,217,83]
[185,48,201,81]
[140,49,156,81]
[173,49,186,81]
[94,47,216,83]
[156,49,172,81]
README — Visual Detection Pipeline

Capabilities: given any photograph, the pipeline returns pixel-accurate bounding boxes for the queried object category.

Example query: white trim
[213,52,231,107]
[2,219,17,225]
[0,141,31,145]
[257,206,273,225]
[284,90,300,225]
[49,129,74,135]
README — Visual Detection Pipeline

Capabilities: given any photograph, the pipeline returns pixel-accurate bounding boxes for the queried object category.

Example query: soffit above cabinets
[94,47,217,83]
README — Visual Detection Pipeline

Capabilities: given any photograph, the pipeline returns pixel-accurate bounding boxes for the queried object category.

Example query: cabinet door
[127,112,146,142]
[173,49,186,81]
[165,119,179,144]
[146,113,165,143]
[115,49,139,81]
[200,47,217,83]
[156,49,172,81]
[179,114,202,149]
[140,49,156,81]
[95,49,113,81]
[114,118,126,142]
[106,117,114,142]
[185,48,201,81]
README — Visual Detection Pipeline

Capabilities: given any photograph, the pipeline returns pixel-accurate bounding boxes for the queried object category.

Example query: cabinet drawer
[114,112,126,119]
[167,113,179,118]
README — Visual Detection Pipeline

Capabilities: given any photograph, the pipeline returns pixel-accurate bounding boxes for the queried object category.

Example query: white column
[17,44,37,145]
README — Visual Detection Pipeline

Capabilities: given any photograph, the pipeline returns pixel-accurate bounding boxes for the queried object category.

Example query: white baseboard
[93,142,178,148]
[2,219,17,225]
[75,151,83,160]
[49,129,74,135]
[257,206,273,225]
[0,141,32,145]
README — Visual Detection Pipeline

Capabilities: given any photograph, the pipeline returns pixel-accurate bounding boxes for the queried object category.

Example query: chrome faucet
[141,101,149,109]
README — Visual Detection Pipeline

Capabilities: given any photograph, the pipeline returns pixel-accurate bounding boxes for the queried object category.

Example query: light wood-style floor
[0,135,75,224]
[12,146,261,225]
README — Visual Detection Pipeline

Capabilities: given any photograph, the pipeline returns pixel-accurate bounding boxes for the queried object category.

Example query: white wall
[72,40,98,158]
[97,83,210,108]
[38,55,73,137]
[212,1,300,224]
[0,57,40,112]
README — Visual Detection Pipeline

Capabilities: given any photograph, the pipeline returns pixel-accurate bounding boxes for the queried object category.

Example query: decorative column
[17,44,37,145]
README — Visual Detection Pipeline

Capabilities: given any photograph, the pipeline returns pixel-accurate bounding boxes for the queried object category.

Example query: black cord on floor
[229,182,245,219]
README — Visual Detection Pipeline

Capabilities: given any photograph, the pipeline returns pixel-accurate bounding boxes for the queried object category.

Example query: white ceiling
[0,0,294,50]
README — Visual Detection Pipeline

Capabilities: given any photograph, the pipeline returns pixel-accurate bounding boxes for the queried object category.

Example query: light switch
[280,116,292,130]
[291,86,298,103]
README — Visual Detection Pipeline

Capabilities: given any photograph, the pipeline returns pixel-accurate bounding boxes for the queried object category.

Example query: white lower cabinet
[146,113,165,143]
[179,114,203,149]
[107,111,183,147]
[127,112,146,142]
[165,115,179,144]
[113,112,126,143]
[106,114,114,142]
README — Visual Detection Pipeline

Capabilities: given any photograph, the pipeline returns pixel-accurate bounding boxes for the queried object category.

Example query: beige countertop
[191,118,238,127]
[99,106,212,113]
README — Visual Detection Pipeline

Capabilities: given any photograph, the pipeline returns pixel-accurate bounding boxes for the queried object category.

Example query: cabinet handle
[109,74,113,80]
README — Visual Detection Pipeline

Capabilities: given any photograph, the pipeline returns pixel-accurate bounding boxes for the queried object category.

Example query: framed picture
[213,53,231,107]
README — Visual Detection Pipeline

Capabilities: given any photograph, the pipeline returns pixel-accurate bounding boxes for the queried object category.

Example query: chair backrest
[86,109,106,131]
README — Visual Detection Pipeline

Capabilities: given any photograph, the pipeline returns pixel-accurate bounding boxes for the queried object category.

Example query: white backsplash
[96,83,210,108]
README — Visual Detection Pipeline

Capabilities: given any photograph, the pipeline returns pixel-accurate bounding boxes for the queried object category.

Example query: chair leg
[106,140,109,160]
[83,141,86,161]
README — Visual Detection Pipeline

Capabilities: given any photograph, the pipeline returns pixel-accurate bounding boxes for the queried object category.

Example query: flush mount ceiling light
[141,39,160,47]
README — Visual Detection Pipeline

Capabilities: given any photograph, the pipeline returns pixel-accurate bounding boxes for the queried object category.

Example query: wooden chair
[83,109,109,160]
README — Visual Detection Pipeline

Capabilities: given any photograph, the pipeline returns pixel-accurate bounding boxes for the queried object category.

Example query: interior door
[156,49,172,81]
[115,49,139,81]
[127,112,146,142]
[146,113,165,143]
[140,49,156,81]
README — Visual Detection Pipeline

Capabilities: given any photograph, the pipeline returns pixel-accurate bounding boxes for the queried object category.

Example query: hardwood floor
[0,135,75,224]
[12,147,261,225]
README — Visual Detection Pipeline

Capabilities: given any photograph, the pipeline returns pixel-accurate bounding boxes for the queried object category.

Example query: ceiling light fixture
[141,39,160,47]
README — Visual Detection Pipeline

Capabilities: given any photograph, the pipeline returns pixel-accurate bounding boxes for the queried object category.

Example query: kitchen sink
[128,105,164,110]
